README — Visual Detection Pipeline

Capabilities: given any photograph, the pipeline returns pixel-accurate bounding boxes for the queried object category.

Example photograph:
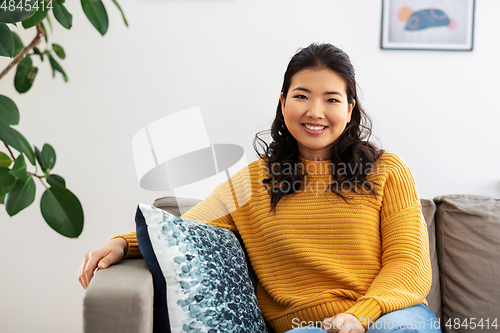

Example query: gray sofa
[83,195,500,333]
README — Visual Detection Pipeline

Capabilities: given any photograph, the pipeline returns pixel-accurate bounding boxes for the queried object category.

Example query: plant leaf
[0,94,20,125]
[52,43,65,59]
[48,54,68,82]
[10,154,29,181]
[34,146,46,173]
[11,127,35,165]
[111,0,128,27]
[47,174,65,188]
[0,120,22,152]
[81,0,108,36]
[0,23,14,57]
[0,194,4,204]
[41,143,56,170]
[14,55,38,93]
[52,1,72,29]
[22,0,50,29]
[12,31,23,57]
[33,46,44,61]
[0,123,35,166]
[4,176,36,216]
[40,187,84,238]
[0,0,36,24]
[0,152,12,167]
[0,167,16,195]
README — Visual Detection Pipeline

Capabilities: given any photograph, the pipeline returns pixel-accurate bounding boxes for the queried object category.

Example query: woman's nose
[305,100,325,118]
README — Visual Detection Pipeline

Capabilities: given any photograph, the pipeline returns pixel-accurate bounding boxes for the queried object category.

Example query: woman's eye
[294,95,307,99]
[327,98,338,103]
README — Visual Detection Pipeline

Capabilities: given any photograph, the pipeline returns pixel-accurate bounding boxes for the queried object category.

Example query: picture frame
[381,0,475,51]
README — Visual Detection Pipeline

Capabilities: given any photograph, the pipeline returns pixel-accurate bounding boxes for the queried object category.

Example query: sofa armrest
[83,258,153,333]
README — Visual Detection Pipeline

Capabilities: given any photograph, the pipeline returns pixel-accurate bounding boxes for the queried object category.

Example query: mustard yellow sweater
[117,152,432,332]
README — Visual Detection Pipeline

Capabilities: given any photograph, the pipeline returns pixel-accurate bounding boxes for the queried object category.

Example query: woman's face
[280,68,355,161]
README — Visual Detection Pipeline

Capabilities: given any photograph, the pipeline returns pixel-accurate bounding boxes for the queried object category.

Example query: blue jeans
[285,304,441,332]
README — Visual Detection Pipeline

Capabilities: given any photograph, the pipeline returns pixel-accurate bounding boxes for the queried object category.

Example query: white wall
[0,0,498,332]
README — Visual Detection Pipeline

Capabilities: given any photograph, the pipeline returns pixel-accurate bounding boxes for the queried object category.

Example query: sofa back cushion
[153,197,202,217]
[434,195,500,333]
[420,199,442,321]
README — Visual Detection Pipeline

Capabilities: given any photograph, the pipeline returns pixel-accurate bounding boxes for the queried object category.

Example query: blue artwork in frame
[381,0,475,51]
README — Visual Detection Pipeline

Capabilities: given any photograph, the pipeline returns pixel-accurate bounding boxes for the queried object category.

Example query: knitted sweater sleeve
[344,154,432,328]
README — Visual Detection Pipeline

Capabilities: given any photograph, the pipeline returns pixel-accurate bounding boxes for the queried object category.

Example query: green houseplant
[0,0,127,237]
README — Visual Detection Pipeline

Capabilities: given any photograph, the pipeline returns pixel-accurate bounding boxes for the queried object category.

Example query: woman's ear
[280,92,285,110]
[347,100,355,122]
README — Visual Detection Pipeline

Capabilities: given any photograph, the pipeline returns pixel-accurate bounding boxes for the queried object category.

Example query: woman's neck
[298,156,333,175]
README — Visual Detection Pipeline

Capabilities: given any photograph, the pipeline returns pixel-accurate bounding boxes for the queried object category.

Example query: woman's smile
[302,123,328,134]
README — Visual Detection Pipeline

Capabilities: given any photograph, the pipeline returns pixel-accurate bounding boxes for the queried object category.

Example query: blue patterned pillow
[135,204,268,333]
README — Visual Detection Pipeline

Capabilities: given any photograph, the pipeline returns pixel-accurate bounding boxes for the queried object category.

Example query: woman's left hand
[322,313,366,333]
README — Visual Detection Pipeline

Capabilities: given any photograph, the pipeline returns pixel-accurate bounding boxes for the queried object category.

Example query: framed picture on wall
[381,0,475,51]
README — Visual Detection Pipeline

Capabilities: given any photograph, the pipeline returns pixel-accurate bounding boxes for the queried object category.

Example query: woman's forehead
[289,68,347,94]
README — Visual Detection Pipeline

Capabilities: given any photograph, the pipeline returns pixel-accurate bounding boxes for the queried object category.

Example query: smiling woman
[257,44,382,209]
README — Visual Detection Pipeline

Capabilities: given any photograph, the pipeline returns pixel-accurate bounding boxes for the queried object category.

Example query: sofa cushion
[434,195,500,333]
[420,199,442,321]
[135,203,268,333]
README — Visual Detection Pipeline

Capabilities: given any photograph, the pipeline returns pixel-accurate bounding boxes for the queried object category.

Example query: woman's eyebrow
[292,87,344,97]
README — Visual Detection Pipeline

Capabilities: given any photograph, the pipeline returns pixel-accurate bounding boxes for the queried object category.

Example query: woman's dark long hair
[253,43,383,212]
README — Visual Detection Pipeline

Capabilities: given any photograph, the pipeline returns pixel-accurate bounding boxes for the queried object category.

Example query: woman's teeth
[304,124,326,131]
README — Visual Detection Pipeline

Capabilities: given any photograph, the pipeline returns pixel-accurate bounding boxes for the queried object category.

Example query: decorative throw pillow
[135,203,268,333]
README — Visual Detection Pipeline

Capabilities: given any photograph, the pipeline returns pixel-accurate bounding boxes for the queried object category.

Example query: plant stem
[29,172,46,180]
[0,24,46,81]
[4,143,15,160]
[39,177,49,189]
[4,143,46,179]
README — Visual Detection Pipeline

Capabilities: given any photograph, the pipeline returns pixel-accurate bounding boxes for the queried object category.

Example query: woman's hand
[78,237,128,289]
[322,313,366,333]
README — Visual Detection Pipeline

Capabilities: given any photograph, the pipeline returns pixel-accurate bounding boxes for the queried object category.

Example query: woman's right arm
[78,237,128,289]
[78,161,257,289]
[77,191,236,290]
